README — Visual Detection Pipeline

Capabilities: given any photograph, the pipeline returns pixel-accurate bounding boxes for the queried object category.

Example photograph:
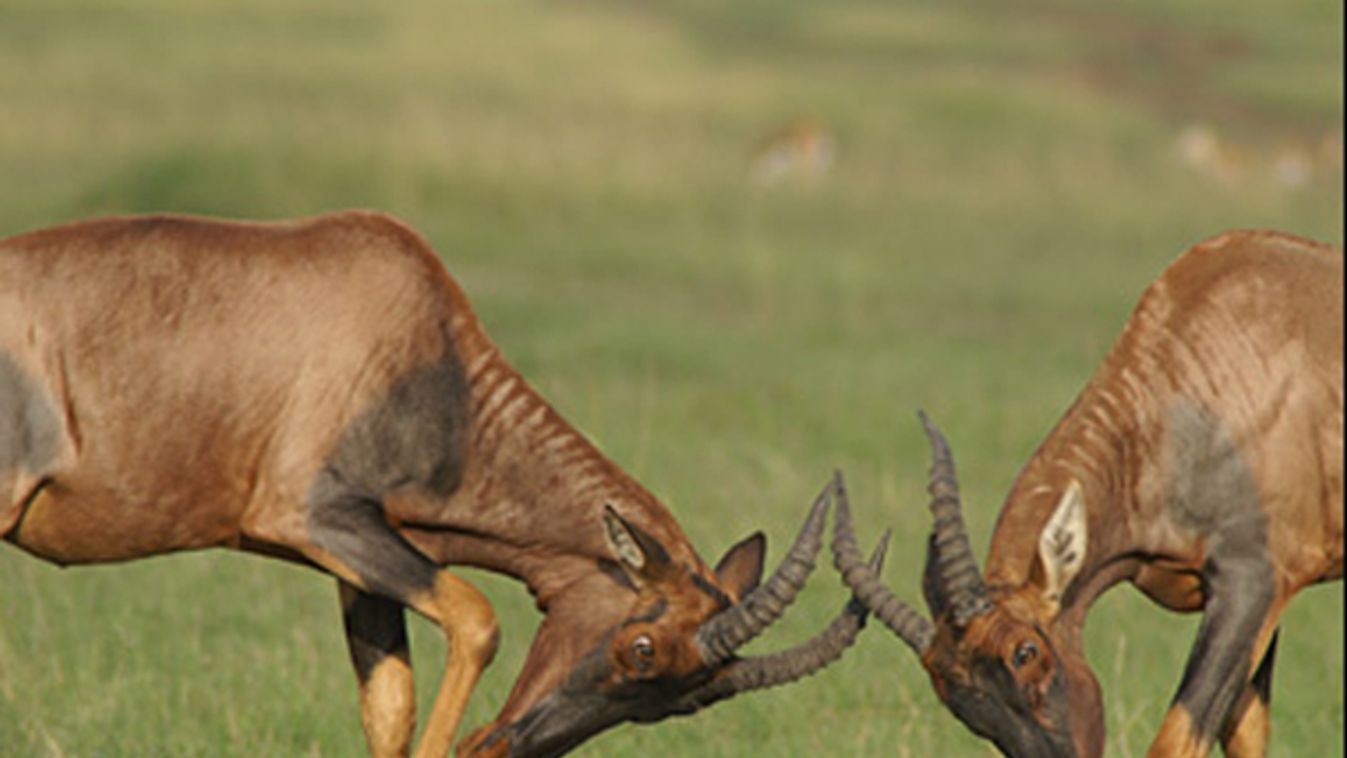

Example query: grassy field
[0,0,1341,755]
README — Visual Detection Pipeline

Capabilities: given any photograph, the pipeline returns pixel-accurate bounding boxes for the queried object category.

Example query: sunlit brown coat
[0,211,874,758]
[834,230,1342,757]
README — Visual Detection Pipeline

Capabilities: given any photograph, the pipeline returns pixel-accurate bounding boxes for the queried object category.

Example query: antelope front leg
[1146,557,1278,758]
[341,581,417,758]
[277,495,499,758]
[1218,629,1280,758]
[409,571,500,758]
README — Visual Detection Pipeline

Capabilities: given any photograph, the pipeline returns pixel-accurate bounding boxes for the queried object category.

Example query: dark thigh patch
[313,353,470,505]
[1165,400,1275,737]
[1165,400,1270,562]
[0,352,61,483]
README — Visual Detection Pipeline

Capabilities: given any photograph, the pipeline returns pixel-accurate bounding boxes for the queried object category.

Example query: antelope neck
[400,323,705,605]
[984,381,1147,612]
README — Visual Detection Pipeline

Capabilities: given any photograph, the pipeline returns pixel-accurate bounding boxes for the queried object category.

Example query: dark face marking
[620,598,668,626]
[941,661,1075,757]
[470,622,717,758]
[927,610,1078,758]
[1164,401,1274,739]
[467,545,760,757]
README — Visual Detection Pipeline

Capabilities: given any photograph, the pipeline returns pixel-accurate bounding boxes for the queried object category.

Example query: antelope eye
[630,634,656,669]
[1012,641,1039,669]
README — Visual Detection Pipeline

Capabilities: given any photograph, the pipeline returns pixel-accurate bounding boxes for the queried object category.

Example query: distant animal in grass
[833,230,1342,757]
[750,119,836,185]
[0,210,876,758]
[1175,124,1252,187]
[1175,123,1336,191]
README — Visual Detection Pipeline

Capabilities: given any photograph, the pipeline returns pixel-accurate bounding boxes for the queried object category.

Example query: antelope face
[921,593,1082,758]
[462,483,859,758]
[832,413,1101,758]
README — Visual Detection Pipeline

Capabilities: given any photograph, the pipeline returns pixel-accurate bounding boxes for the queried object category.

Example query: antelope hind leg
[341,581,417,758]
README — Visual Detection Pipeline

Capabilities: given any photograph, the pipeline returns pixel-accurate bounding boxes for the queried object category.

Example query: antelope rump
[0,211,874,758]
[834,230,1342,757]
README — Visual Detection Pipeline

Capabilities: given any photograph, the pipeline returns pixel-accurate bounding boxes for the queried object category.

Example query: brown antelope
[749,119,836,186]
[0,210,879,758]
[832,230,1343,757]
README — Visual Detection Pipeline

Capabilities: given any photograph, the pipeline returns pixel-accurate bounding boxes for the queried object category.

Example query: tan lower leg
[359,654,417,758]
[339,584,417,758]
[1220,685,1270,758]
[411,572,500,758]
[1148,707,1210,758]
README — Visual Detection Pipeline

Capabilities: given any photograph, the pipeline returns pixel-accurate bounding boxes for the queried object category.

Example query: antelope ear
[714,531,766,602]
[1037,481,1087,606]
[603,504,673,585]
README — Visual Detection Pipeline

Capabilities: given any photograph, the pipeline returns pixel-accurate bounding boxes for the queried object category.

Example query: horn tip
[832,480,852,520]
[869,530,891,572]
[811,482,833,516]
[808,475,836,521]
[916,409,942,440]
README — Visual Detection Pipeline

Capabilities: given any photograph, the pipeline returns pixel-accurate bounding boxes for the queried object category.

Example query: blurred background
[0,0,1341,755]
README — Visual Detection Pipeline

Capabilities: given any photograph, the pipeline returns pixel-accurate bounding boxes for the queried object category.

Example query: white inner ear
[1038,480,1087,604]
[604,508,646,571]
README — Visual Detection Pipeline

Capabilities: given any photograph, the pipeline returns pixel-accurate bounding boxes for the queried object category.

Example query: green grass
[0,0,1341,755]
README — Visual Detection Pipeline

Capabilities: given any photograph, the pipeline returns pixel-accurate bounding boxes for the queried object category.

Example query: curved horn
[696,474,833,667]
[831,471,934,653]
[917,411,991,625]
[674,532,889,713]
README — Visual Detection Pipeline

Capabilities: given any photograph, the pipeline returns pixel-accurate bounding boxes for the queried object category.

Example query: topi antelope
[832,230,1343,757]
[0,211,880,758]
[749,119,836,186]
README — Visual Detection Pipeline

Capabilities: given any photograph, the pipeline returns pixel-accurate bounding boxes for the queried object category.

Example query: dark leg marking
[343,584,411,683]
[306,355,470,598]
[309,494,440,601]
[1217,628,1280,756]
[1171,556,1274,738]
[306,355,497,758]
[340,581,418,758]
[1248,628,1278,707]
[1165,401,1276,741]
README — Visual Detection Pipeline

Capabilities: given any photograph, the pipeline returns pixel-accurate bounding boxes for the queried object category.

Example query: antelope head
[461,476,885,758]
[832,413,1101,758]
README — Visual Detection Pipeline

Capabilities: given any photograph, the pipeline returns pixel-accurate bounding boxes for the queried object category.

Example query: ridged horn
[831,470,934,653]
[673,531,889,713]
[695,474,833,667]
[917,411,991,626]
